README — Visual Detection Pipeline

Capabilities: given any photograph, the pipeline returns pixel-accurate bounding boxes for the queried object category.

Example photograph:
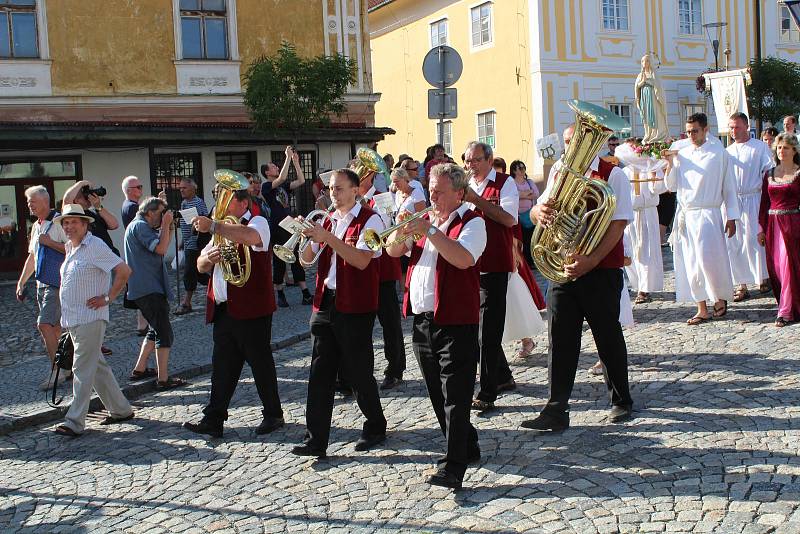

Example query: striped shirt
[59,232,122,328]
[180,196,209,250]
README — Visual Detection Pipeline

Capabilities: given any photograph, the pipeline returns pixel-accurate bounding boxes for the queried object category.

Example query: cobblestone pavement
[1,250,800,533]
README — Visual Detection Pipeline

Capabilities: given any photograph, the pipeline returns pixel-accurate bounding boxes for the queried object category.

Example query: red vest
[205,246,277,323]
[313,206,380,313]
[403,208,481,325]
[591,158,625,270]
[474,172,515,272]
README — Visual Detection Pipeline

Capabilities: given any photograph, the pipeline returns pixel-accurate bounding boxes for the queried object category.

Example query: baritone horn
[272,209,335,267]
[212,169,251,287]
[363,207,433,251]
[353,147,390,196]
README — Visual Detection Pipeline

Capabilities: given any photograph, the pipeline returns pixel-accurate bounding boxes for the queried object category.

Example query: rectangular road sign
[427,88,457,120]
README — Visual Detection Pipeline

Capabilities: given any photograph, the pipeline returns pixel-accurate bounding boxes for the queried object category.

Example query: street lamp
[702,21,728,71]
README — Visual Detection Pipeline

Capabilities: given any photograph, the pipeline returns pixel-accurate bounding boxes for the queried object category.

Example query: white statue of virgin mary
[635,53,670,144]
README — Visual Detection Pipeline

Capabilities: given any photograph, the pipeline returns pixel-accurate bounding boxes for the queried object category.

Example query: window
[152,153,203,209]
[436,121,453,155]
[470,2,492,48]
[781,5,800,43]
[601,0,629,31]
[179,0,228,59]
[683,103,705,123]
[0,0,38,58]
[270,150,317,216]
[609,103,632,137]
[477,111,496,148]
[215,151,256,173]
[430,18,447,47]
[678,0,702,35]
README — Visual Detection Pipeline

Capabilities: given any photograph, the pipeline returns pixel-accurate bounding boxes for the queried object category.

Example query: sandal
[517,340,536,358]
[775,317,789,328]
[99,412,135,426]
[54,425,80,437]
[634,293,651,304]
[687,315,711,326]
[129,368,157,381]
[471,399,494,412]
[733,288,749,302]
[156,377,187,391]
[173,305,193,316]
[712,301,728,318]
[588,361,604,375]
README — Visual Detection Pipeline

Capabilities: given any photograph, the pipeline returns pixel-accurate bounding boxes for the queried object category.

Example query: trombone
[272,209,334,266]
[364,207,433,251]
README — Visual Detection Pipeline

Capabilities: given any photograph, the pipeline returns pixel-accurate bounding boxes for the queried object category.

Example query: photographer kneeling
[54,204,134,437]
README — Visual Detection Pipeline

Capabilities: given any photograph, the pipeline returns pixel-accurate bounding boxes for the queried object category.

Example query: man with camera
[63,180,120,255]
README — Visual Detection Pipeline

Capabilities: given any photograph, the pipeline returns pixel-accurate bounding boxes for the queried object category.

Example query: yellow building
[0,0,390,274]
[369,0,800,178]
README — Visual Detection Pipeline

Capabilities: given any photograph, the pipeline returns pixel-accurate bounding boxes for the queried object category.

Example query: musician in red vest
[525,148,635,431]
[182,186,283,439]
[387,163,486,490]
[291,168,388,458]
[463,141,519,412]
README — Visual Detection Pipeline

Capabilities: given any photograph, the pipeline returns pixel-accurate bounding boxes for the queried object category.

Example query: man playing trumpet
[292,168,387,458]
[386,163,486,490]
[183,182,284,439]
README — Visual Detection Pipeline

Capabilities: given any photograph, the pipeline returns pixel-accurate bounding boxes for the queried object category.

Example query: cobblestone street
[1,252,799,533]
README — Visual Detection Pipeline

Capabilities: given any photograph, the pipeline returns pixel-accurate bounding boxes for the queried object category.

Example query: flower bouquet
[615,140,672,174]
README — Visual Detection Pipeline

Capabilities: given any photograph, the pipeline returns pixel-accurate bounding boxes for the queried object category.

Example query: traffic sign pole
[438,46,446,146]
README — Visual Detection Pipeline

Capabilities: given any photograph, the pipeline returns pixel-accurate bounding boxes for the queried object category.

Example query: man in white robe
[623,167,666,302]
[664,113,740,324]
[725,112,775,301]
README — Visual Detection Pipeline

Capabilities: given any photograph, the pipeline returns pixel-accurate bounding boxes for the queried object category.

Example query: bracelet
[210,220,217,234]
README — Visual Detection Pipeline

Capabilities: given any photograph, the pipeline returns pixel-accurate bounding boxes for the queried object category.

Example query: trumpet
[364,207,433,251]
[272,209,334,266]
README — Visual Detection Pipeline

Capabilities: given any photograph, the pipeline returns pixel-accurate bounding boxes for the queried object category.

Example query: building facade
[0,0,390,274]
[368,0,800,178]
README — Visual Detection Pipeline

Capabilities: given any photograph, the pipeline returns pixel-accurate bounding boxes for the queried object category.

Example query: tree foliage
[747,57,800,126]
[243,42,356,136]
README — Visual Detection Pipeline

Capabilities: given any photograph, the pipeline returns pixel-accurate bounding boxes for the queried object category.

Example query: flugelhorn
[364,207,433,251]
[272,209,334,266]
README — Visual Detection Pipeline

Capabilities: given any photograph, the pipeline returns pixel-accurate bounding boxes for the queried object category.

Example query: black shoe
[276,291,289,308]
[607,405,633,423]
[380,376,403,390]
[427,469,462,490]
[521,412,569,432]
[497,378,516,393]
[256,416,285,435]
[354,433,386,452]
[183,420,223,439]
[291,444,327,458]
[301,294,313,305]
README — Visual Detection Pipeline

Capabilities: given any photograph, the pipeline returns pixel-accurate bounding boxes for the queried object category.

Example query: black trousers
[272,226,306,286]
[413,313,480,479]
[183,248,201,291]
[521,224,535,267]
[202,306,283,425]
[543,268,633,417]
[304,289,387,450]
[476,272,513,402]
[377,280,406,379]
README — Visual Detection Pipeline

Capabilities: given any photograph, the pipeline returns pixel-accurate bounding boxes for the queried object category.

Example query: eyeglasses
[464,157,485,164]
[128,185,143,190]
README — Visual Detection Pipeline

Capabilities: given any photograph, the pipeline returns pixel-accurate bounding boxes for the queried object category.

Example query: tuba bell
[352,147,390,197]
[211,169,252,287]
[531,99,629,283]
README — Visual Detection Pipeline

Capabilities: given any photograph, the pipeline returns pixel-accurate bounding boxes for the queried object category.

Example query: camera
[81,185,107,198]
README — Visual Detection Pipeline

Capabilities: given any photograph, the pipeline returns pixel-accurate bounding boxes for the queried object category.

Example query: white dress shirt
[60,233,122,328]
[408,204,487,315]
[467,168,520,223]
[203,212,271,303]
[313,203,383,290]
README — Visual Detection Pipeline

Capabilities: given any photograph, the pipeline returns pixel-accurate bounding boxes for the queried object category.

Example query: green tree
[243,42,356,139]
[747,57,800,126]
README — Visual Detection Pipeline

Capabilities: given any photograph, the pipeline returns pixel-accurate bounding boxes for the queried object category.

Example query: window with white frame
[678,0,702,35]
[608,103,632,136]
[0,0,39,58]
[602,0,629,31]
[477,111,496,148]
[780,5,800,43]
[436,121,453,155]
[683,103,705,123]
[470,2,492,48]
[179,0,228,59]
[430,18,447,47]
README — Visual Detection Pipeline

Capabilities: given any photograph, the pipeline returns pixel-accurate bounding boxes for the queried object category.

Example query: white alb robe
[666,141,741,303]
[623,167,666,293]
[725,139,774,285]
[620,232,634,327]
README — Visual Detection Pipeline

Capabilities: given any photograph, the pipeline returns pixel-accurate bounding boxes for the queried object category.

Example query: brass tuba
[353,147,390,196]
[211,169,251,287]
[531,100,629,283]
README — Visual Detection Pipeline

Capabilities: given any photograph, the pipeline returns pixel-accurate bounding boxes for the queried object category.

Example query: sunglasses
[407,166,419,171]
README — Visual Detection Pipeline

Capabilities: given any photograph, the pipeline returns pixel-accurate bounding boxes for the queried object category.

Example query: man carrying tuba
[183,174,284,439]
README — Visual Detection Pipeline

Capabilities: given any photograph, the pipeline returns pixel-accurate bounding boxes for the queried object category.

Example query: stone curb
[0,330,311,437]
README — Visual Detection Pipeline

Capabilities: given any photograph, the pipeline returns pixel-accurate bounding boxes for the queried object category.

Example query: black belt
[324,288,336,298]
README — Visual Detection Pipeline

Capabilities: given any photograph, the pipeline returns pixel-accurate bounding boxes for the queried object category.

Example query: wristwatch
[426,226,437,237]
[103,295,110,303]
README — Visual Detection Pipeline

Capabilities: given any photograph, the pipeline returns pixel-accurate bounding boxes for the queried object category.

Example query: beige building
[369,0,800,178]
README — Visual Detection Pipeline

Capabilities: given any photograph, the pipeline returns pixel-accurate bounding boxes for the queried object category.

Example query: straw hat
[54,204,93,224]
